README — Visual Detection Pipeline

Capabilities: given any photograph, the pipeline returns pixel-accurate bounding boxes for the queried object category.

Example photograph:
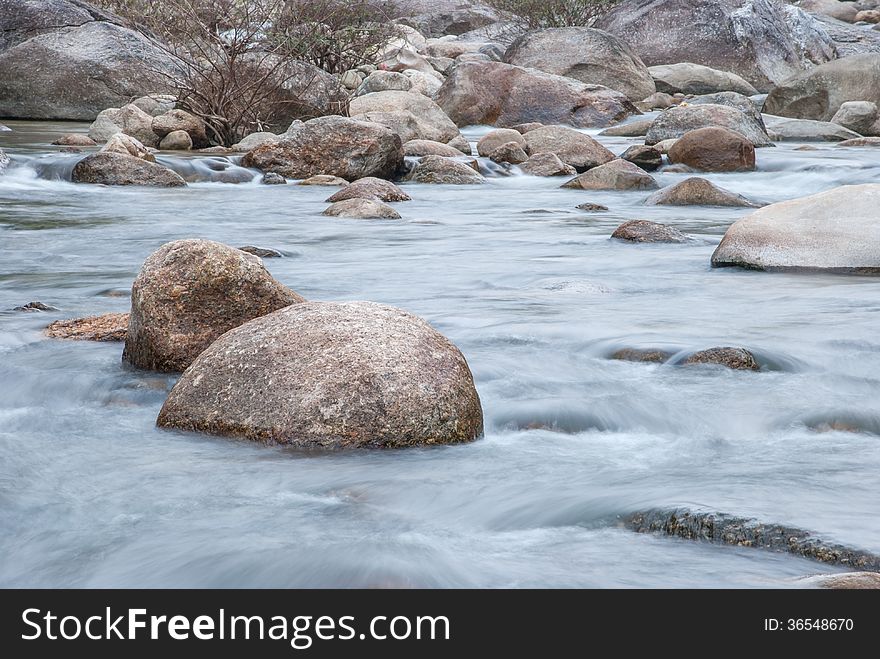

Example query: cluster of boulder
[46,239,484,449]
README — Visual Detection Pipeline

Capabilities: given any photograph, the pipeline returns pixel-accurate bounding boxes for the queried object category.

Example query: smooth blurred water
[1,121,879,587]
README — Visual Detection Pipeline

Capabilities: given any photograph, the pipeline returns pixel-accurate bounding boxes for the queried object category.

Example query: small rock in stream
[239,246,283,258]
[45,313,129,342]
[13,301,59,312]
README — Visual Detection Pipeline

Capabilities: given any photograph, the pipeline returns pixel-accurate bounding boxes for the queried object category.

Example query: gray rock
[648,62,759,96]
[561,159,658,191]
[403,139,465,157]
[322,199,402,219]
[763,54,880,121]
[123,239,304,372]
[239,245,283,258]
[576,202,610,212]
[620,145,663,171]
[357,70,412,95]
[476,129,525,157]
[349,90,461,144]
[152,110,209,149]
[763,115,861,141]
[261,172,286,185]
[520,153,577,177]
[406,155,486,184]
[595,0,836,92]
[0,13,174,120]
[326,177,411,203]
[156,301,484,449]
[688,91,767,130]
[836,136,880,146]
[435,61,639,129]
[241,116,404,182]
[489,142,528,164]
[298,175,350,186]
[88,103,158,147]
[712,184,880,272]
[503,27,656,101]
[598,118,654,137]
[404,69,443,97]
[645,103,772,146]
[830,101,878,134]
[158,130,192,151]
[522,125,615,171]
[646,177,758,207]
[231,132,280,152]
[100,133,155,162]
[72,152,185,187]
[131,94,176,117]
[52,133,96,146]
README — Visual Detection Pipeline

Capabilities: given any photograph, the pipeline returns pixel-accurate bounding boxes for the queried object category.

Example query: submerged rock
[156,301,484,449]
[13,301,59,312]
[72,152,185,187]
[322,199,402,219]
[610,348,672,363]
[45,313,129,342]
[711,184,880,272]
[238,246,283,258]
[260,172,286,185]
[123,239,304,372]
[681,347,760,370]
[646,178,758,207]
[576,202,610,212]
[611,220,689,243]
[326,177,411,203]
[298,175,349,186]
[623,508,880,570]
[801,573,880,590]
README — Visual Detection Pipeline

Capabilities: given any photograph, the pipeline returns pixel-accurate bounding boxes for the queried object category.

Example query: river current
[1,120,878,587]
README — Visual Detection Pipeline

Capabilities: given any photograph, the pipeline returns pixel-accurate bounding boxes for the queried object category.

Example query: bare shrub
[485,0,618,28]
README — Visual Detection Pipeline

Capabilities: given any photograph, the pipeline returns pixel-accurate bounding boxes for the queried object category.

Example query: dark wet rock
[576,202,610,212]
[156,301,484,449]
[45,312,129,342]
[522,125,615,171]
[261,172,286,185]
[123,239,304,372]
[520,153,577,177]
[322,199,402,219]
[434,61,639,129]
[611,220,689,243]
[620,144,663,171]
[712,184,880,272]
[667,127,756,172]
[595,0,836,92]
[763,54,880,122]
[610,348,672,363]
[242,116,403,182]
[646,177,759,207]
[403,139,464,157]
[645,103,772,146]
[72,152,185,187]
[326,177,411,203]
[503,27,656,101]
[239,246,283,258]
[681,347,760,370]
[52,133,96,147]
[13,301,59,312]
[648,62,758,96]
[406,155,486,184]
[598,118,653,137]
[562,159,658,191]
[476,129,525,157]
[623,508,880,570]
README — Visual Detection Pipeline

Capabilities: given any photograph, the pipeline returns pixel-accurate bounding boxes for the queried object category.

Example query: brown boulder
[326,177,410,203]
[667,127,756,172]
[322,199,402,219]
[522,125,615,171]
[45,312,129,341]
[520,153,577,177]
[646,177,758,207]
[562,159,658,190]
[151,110,210,148]
[156,301,484,449]
[71,152,185,187]
[123,239,304,372]
[611,220,689,242]
[681,347,760,370]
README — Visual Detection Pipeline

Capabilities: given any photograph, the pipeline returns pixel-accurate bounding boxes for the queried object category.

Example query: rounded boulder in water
[123,239,304,372]
[157,301,484,449]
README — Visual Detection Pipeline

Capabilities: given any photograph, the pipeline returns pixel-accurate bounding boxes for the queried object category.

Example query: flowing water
[1,121,879,588]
